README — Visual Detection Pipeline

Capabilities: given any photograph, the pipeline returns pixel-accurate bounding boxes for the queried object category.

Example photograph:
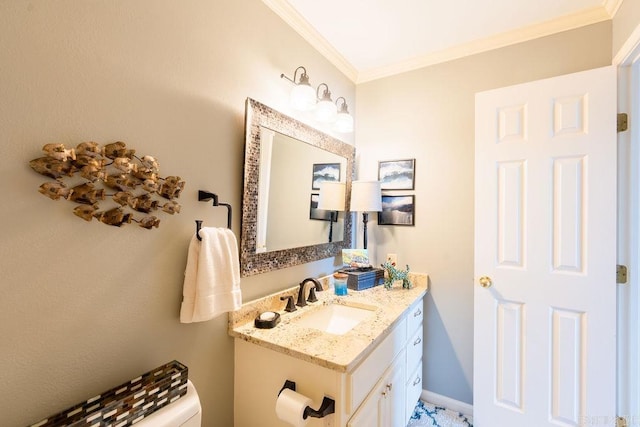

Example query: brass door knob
[479,276,493,288]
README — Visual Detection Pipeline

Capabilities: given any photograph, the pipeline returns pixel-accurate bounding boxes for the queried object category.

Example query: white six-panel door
[474,66,617,426]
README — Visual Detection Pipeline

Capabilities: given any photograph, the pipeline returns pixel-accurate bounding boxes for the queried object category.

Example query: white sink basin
[295,303,377,335]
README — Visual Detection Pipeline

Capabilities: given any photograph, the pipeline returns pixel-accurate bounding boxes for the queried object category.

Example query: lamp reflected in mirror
[317,181,346,243]
[350,181,382,250]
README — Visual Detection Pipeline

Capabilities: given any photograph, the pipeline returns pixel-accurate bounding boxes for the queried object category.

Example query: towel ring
[195,190,232,241]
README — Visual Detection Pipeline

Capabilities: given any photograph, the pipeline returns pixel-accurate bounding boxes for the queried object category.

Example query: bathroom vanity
[229,273,427,427]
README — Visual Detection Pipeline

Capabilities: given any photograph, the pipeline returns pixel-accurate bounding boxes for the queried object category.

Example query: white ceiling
[263,0,622,83]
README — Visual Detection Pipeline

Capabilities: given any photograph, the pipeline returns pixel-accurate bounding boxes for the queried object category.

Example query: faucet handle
[280,295,296,312]
[307,287,318,303]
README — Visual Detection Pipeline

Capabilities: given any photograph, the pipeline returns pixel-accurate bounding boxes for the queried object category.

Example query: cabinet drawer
[406,298,424,336]
[348,317,407,413]
[406,325,423,372]
[405,361,423,424]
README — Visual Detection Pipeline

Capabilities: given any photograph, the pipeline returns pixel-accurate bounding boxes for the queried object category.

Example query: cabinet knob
[413,337,422,346]
[413,375,421,386]
[413,308,422,317]
[386,383,393,391]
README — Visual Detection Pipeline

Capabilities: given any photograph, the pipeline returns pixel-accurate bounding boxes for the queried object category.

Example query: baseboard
[420,390,474,418]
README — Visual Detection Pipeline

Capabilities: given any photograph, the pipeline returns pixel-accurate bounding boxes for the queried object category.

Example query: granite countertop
[228,273,428,373]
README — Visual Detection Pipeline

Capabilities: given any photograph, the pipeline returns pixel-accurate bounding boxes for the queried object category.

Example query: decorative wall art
[311,163,341,190]
[29,141,185,229]
[378,195,415,226]
[309,193,332,221]
[378,159,415,190]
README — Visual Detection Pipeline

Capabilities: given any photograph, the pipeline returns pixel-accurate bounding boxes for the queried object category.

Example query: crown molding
[357,6,611,83]
[262,0,359,82]
[263,1,613,85]
[603,0,624,17]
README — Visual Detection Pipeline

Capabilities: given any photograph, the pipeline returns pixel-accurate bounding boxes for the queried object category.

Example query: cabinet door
[385,354,406,427]
[347,395,383,427]
[348,353,405,427]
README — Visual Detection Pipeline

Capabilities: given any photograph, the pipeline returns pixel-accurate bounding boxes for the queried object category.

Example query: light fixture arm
[316,83,332,101]
[335,96,349,113]
[281,66,311,85]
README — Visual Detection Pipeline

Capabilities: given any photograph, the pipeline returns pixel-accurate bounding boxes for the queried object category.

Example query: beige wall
[356,21,612,404]
[0,1,354,426]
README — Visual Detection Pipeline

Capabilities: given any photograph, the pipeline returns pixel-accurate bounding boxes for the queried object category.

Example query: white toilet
[134,380,202,426]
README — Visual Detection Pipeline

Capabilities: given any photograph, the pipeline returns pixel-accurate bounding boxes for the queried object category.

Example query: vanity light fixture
[350,181,382,250]
[280,66,354,132]
[315,83,338,123]
[334,97,354,133]
[317,181,346,243]
[281,66,316,111]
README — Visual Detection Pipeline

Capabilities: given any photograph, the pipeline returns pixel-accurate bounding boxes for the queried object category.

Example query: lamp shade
[315,99,337,123]
[317,182,345,211]
[290,83,316,111]
[315,83,337,123]
[350,181,382,212]
[334,97,354,133]
[334,110,354,133]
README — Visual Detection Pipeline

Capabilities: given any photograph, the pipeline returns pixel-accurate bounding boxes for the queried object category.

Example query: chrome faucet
[296,277,323,307]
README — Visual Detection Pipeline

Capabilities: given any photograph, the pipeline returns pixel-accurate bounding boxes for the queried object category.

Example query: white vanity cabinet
[233,295,425,427]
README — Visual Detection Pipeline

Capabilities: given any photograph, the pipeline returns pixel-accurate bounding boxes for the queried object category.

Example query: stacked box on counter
[340,267,385,291]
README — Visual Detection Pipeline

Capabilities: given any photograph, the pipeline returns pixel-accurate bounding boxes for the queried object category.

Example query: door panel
[552,156,586,273]
[496,300,524,411]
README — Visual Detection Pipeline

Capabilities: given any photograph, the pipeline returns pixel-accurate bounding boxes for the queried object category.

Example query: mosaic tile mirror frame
[241,98,355,276]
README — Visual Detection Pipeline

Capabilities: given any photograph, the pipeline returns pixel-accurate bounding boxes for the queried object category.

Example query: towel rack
[195,190,232,241]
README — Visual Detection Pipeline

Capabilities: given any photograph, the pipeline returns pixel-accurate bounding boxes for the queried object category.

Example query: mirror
[241,98,355,276]
[257,127,347,251]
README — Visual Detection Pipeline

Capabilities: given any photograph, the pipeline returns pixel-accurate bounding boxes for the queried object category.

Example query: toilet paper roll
[275,388,312,427]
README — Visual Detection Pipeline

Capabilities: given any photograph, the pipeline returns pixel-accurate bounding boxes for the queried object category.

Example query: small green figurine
[381,260,412,289]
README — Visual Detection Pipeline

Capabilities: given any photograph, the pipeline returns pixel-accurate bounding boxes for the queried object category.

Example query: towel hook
[195,190,232,241]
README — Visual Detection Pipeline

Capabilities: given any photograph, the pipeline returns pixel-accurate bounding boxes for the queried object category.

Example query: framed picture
[378,195,415,226]
[312,163,341,190]
[309,193,332,221]
[378,159,415,190]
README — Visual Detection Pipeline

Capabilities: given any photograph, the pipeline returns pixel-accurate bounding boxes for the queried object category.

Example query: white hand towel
[180,227,242,323]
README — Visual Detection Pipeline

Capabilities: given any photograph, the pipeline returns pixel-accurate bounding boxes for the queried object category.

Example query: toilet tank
[135,380,202,427]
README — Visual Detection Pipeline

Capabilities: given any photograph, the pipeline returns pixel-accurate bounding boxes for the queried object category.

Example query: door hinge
[617,264,628,284]
[618,113,628,132]
[617,416,628,427]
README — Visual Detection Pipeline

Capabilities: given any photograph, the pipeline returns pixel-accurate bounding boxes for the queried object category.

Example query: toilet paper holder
[279,380,335,419]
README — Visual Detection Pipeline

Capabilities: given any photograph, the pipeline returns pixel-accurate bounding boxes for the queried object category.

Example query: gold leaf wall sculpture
[29,141,185,229]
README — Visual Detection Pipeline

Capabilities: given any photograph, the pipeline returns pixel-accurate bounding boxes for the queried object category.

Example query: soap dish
[254,311,281,329]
